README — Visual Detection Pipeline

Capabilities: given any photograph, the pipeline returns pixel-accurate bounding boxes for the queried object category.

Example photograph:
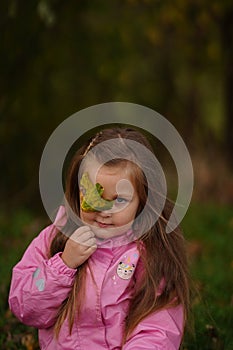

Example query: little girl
[9,127,190,349]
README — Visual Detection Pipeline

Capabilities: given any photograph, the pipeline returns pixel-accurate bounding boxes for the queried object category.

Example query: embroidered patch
[116,258,136,280]
[32,267,40,279]
[35,278,45,292]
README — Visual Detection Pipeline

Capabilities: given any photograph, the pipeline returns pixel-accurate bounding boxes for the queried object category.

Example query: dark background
[1,0,233,212]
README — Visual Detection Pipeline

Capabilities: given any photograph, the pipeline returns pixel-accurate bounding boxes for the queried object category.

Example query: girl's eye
[115,197,128,205]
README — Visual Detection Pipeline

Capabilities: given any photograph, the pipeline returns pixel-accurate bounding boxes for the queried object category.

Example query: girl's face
[80,162,140,239]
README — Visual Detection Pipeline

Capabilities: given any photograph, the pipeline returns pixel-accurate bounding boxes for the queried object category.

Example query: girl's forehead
[85,161,135,182]
[98,163,130,176]
[95,164,135,198]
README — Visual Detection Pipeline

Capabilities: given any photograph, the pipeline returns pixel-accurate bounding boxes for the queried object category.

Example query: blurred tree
[0,0,232,211]
[219,4,233,165]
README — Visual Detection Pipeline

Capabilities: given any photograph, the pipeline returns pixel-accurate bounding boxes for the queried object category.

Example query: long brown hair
[49,126,190,342]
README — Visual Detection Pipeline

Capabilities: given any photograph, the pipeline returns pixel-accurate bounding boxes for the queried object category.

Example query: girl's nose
[98,208,112,217]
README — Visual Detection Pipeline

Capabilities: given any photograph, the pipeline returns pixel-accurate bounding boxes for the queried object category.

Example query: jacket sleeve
[122,304,184,350]
[8,225,76,329]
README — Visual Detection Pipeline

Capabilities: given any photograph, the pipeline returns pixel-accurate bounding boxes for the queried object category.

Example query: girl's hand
[61,226,97,269]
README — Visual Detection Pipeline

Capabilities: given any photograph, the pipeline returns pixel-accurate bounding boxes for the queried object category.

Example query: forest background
[0,1,232,349]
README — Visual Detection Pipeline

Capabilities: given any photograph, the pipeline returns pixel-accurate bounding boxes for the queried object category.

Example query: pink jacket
[9,209,184,349]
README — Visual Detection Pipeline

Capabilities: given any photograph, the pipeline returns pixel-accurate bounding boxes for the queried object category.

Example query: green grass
[0,210,46,350]
[0,203,232,349]
[182,203,233,350]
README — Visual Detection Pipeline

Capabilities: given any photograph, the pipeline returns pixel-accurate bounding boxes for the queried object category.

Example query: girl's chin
[90,225,130,240]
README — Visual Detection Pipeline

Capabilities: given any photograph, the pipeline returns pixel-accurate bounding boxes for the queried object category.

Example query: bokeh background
[0,1,232,349]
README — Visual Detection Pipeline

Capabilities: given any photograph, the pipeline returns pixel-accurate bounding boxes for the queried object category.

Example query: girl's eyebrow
[112,192,134,200]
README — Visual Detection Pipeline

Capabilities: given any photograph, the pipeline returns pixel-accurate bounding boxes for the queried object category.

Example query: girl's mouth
[95,221,113,228]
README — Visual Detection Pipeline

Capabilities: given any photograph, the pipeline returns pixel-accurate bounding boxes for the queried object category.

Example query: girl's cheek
[80,211,88,222]
[81,212,96,223]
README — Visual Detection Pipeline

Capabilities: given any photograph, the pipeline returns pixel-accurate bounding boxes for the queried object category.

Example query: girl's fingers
[74,226,94,237]
[84,237,97,247]
[70,226,95,244]
[62,226,97,268]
